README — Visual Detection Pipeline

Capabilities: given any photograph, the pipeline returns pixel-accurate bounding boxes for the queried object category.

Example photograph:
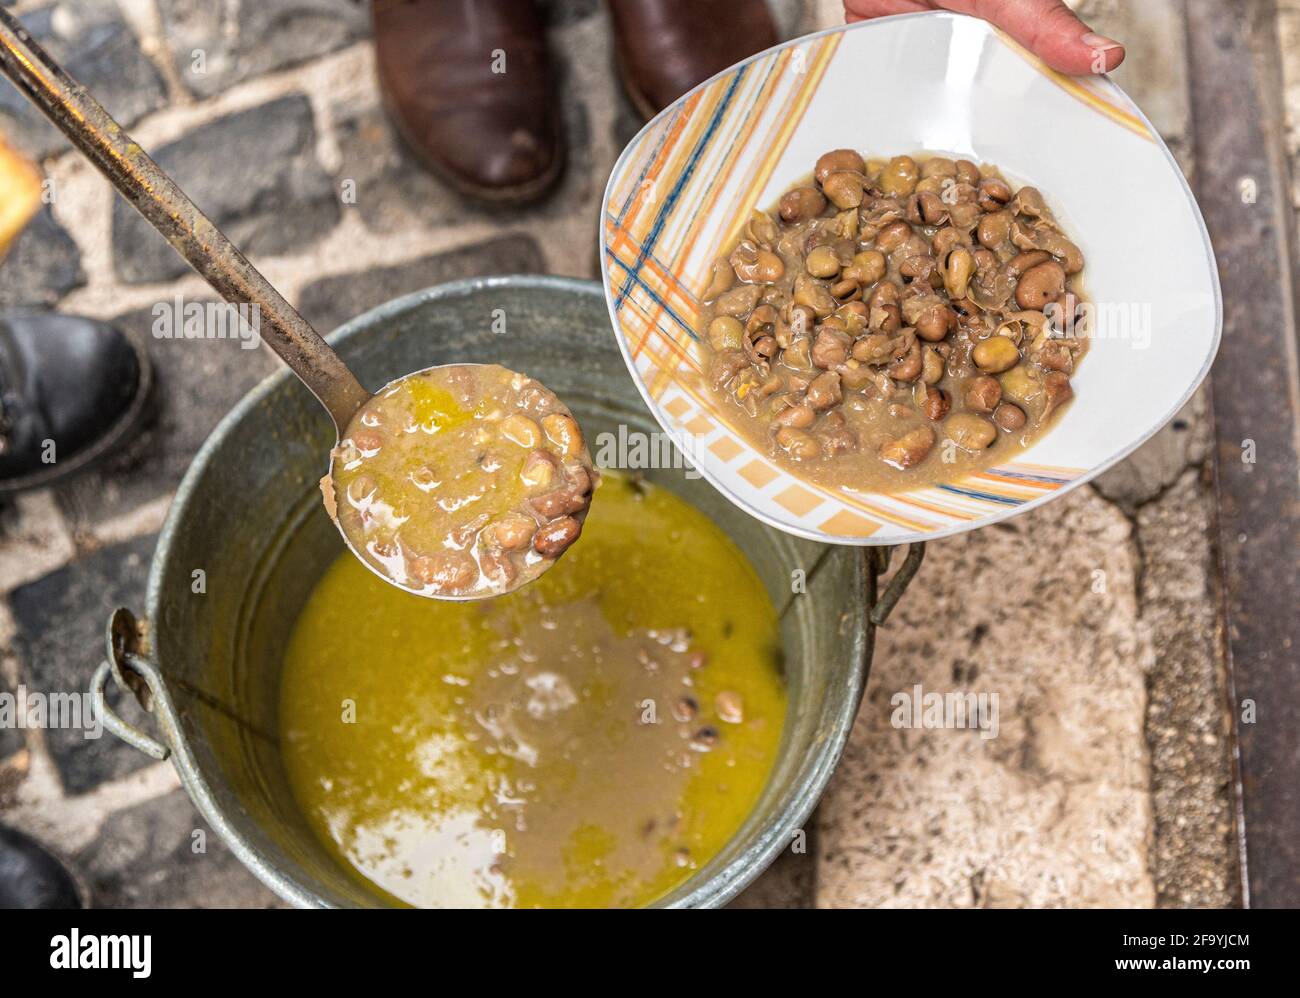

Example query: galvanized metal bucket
[90,275,922,908]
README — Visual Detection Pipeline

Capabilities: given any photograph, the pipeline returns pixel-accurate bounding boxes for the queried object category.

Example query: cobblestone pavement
[0,0,1241,907]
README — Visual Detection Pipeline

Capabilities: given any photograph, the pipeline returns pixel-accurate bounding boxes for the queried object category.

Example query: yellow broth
[279,473,785,908]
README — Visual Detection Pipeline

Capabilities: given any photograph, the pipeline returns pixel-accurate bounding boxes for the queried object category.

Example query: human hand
[842,0,1125,75]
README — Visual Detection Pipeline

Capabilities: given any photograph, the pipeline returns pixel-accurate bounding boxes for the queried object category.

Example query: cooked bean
[955,159,980,185]
[520,449,557,489]
[709,350,746,389]
[793,273,836,317]
[976,177,1012,211]
[942,247,974,300]
[1041,371,1074,418]
[779,186,827,222]
[498,414,541,448]
[784,335,813,370]
[715,691,745,724]
[1015,260,1067,310]
[806,371,843,411]
[972,336,1020,374]
[888,340,923,382]
[690,726,720,751]
[945,412,997,450]
[922,386,951,421]
[878,155,919,197]
[977,210,1011,248]
[775,426,821,460]
[811,327,851,368]
[823,171,865,210]
[774,403,816,428]
[998,364,1038,406]
[1036,339,1075,373]
[879,426,935,469]
[707,315,745,351]
[530,485,588,519]
[993,402,1027,432]
[490,514,536,551]
[805,245,841,279]
[916,190,947,224]
[408,550,478,591]
[713,283,762,316]
[541,413,584,456]
[837,362,874,391]
[533,516,582,557]
[815,148,865,184]
[921,345,945,385]
[915,302,956,343]
[816,417,858,455]
[875,220,913,254]
[921,156,957,179]
[853,333,894,363]
[740,248,784,284]
[964,375,1003,413]
[829,278,861,301]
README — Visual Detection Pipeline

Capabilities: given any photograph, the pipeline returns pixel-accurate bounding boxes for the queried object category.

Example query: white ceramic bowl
[600,11,1220,545]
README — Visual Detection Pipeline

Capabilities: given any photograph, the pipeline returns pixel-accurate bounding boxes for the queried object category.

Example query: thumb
[967,0,1125,75]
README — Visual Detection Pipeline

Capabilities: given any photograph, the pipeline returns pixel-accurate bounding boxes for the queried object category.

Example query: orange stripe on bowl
[819,509,882,538]
[709,435,744,461]
[738,460,780,489]
[774,483,823,517]
[684,413,714,436]
[664,397,691,419]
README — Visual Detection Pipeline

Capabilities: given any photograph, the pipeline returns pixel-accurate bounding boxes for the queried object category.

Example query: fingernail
[1081,32,1124,52]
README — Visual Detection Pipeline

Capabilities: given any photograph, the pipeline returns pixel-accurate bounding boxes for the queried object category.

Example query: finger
[843,0,935,22]
[966,0,1125,74]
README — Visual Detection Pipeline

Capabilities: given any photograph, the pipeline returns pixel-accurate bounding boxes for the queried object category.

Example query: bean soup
[324,363,597,598]
[696,151,1088,492]
[282,472,785,908]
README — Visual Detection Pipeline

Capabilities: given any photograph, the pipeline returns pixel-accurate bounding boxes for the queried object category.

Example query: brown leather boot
[371,0,565,203]
[608,0,778,120]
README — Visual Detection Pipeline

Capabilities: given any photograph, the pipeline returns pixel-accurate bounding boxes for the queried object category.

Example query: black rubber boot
[0,311,151,493]
[0,824,89,908]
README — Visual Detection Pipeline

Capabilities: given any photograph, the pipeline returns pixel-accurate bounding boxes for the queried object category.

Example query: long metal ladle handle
[0,8,369,433]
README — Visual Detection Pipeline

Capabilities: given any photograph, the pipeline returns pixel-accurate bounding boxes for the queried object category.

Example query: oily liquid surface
[280,473,785,908]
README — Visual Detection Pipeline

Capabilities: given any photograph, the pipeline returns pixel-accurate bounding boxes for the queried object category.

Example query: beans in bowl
[324,364,597,598]
[697,152,1087,490]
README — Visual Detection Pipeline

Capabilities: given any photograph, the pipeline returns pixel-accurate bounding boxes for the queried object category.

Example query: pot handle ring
[88,607,176,761]
[867,543,925,627]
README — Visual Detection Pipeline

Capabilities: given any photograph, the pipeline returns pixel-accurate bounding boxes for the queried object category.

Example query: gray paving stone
[332,90,591,233]
[0,1,167,160]
[0,206,85,307]
[77,788,289,908]
[55,301,279,532]
[7,534,157,795]
[158,0,368,98]
[297,233,546,333]
[111,96,340,284]
[1137,470,1239,907]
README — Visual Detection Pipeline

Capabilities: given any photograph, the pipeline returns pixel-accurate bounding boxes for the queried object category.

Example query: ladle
[0,8,590,600]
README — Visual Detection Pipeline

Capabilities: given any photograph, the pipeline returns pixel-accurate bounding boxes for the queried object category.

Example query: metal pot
[91,275,922,908]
